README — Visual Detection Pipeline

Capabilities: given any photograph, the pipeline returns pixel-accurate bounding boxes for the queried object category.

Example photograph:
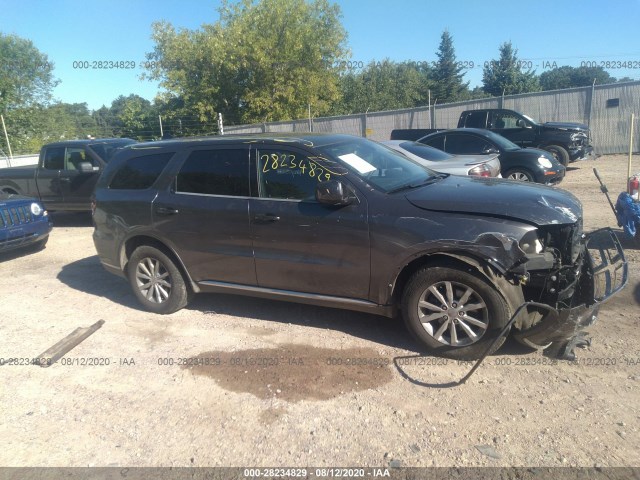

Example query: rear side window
[176,149,249,196]
[43,147,65,170]
[109,152,173,190]
[445,134,491,155]
[462,111,487,128]
[420,135,445,151]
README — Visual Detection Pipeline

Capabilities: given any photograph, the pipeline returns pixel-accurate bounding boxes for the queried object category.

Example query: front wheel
[545,145,570,166]
[401,266,511,360]
[505,168,534,182]
[128,245,191,314]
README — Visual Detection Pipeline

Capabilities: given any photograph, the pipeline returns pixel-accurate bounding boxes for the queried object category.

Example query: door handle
[254,213,280,223]
[156,206,179,215]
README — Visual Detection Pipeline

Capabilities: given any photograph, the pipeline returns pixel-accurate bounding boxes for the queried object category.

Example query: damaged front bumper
[513,228,628,359]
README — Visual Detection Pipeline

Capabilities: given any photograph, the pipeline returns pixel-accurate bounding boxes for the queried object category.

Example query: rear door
[249,145,370,299]
[35,146,64,208]
[152,146,256,285]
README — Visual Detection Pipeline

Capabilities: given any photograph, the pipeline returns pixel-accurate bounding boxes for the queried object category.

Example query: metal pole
[1,114,13,167]
[432,99,438,129]
[218,112,224,135]
[428,90,431,128]
[308,103,312,132]
[587,79,596,127]
[628,113,635,189]
[158,115,164,138]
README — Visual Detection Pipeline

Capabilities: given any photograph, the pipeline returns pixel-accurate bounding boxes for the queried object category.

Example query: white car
[381,140,501,177]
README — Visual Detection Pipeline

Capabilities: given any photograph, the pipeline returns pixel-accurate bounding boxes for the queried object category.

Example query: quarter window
[109,153,173,190]
[176,149,249,196]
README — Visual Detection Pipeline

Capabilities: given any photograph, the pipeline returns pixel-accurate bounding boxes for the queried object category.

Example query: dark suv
[92,134,627,360]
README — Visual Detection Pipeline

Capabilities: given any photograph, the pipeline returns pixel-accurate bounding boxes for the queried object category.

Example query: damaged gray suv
[92,134,627,360]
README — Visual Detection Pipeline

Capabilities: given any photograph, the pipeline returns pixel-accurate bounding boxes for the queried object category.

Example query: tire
[128,245,191,314]
[401,266,511,360]
[505,168,534,182]
[545,145,570,166]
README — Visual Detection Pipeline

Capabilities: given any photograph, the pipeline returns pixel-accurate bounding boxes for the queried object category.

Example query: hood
[0,192,38,204]
[542,121,589,132]
[405,175,581,226]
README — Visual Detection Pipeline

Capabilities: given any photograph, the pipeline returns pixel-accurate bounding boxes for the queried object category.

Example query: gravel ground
[0,154,639,468]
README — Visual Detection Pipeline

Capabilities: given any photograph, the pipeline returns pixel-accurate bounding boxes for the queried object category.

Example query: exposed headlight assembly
[520,230,544,254]
[537,156,553,168]
[30,202,44,216]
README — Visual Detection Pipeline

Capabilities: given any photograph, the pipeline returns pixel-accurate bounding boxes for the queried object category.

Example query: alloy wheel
[135,257,172,303]
[416,281,489,346]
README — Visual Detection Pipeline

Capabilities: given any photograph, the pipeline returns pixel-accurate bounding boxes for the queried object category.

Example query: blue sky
[1,0,639,111]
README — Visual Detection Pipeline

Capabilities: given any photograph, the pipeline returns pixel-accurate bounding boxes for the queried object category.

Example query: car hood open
[405,176,582,226]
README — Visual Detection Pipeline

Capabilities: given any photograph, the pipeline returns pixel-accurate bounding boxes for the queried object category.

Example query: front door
[491,111,536,147]
[250,146,370,299]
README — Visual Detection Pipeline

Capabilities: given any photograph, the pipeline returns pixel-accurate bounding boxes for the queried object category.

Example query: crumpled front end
[513,228,627,359]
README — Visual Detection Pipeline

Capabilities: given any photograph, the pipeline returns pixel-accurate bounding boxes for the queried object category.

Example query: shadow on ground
[57,255,139,309]
[57,257,547,357]
[49,211,93,227]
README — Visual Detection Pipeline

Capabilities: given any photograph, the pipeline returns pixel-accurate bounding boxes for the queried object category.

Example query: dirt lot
[1,154,639,469]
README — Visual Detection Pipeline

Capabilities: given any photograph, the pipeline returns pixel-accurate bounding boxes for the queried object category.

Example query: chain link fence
[226,81,640,155]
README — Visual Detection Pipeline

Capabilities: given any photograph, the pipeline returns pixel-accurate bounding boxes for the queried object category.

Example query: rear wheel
[128,245,191,314]
[545,145,570,166]
[401,266,511,360]
[505,168,534,182]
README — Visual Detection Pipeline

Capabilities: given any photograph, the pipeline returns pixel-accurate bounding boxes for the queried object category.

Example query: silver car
[381,140,501,177]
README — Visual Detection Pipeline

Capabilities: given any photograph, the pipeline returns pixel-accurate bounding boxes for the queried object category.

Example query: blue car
[0,191,52,254]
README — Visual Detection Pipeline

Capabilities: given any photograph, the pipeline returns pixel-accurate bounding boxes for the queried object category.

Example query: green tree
[539,65,616,90]
[482,42,540,96]
[108,94,157,139]
[0,33,58,113]
[6,102,97,154]
[335,59,430,114]
[430,30,469,103]
[143,0,348,126]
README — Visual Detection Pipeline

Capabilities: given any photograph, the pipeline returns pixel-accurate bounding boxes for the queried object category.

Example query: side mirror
[316,180,355,206]
[78,162,96,173]
[482,146,499,154]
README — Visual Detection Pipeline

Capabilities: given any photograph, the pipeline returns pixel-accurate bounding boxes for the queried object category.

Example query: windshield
[481,130,521,151]
[398,142,453,161]
[315,137,438,193]
[522,114,538,125]
[89,139,137,162]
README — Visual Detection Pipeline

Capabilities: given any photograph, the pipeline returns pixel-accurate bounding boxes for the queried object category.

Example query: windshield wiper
[387,174,445,194]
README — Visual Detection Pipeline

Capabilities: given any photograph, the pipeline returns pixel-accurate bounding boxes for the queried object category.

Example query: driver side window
[65,148,88,171]
[258,149,326,201]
